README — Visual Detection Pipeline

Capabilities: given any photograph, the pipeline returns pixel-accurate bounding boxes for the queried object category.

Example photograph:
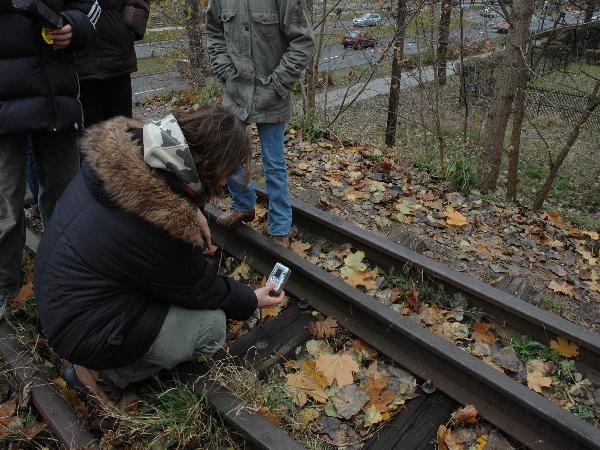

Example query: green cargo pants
[102,306,226,389]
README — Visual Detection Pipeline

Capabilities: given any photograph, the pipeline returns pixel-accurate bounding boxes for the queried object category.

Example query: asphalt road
[132,7,585,100]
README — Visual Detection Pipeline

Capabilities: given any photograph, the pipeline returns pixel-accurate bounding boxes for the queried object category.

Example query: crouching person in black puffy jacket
[33,103,283,405]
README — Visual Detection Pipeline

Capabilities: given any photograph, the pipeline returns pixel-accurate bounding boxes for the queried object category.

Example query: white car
[480,7,497,18]
[353,12,382,27]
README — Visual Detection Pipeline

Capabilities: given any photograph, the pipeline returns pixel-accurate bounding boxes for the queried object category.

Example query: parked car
[492,20,510,33]
[342,32,377,49]
[353,12,382,27]
[479,7,497,18]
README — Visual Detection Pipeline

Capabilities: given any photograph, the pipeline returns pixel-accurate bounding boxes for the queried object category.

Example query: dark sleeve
[122,0,149,40]
[139,248,258,321]
[61,0,100,51]
[0,1,14,13]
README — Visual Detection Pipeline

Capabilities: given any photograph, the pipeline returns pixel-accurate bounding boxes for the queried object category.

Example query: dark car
[342,32,377,49]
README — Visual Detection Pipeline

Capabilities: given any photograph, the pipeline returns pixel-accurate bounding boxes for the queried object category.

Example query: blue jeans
[227,122,291,236]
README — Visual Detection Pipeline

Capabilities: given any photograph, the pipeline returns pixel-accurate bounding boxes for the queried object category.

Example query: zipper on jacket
[39,42,59,131]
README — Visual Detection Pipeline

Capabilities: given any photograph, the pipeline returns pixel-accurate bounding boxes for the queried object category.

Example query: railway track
[7,194,600,448]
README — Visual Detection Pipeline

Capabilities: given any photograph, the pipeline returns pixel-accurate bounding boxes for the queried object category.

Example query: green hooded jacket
[206,0,315,124]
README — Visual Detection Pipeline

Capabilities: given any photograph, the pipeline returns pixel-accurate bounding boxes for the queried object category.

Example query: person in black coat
[0,0,99,320]
[75,0,150,126]
[34,104,283,403]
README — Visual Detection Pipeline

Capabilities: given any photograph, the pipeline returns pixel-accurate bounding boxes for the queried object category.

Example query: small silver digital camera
[267,263,291,295]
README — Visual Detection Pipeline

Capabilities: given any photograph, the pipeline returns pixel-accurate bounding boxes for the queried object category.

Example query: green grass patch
[135,55,175,76]
[530,63,600,94]
[140,28,185,44]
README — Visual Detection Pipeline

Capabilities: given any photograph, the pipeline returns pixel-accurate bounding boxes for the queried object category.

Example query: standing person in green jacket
[206,0,315,248]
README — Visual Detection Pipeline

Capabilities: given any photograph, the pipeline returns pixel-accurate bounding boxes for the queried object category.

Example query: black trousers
[79,74,133,127]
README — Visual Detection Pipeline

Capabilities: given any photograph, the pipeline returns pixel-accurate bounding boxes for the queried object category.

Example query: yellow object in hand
[41,28,54,45]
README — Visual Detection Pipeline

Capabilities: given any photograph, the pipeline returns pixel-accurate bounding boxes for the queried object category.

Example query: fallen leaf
[305,339,333,357]
[582,231,599,240]
[406,283,420,313]
[476,434,488,450]
[291,240,312,256]
[285,360,329,406]
[549,337,579,358]
[527,370,552,393]
[53,378,86,415]
[316,353,360,387]
[0,400,16,426]
[437,425,462,450]
[445,206,468,227]
[472,322,496,344]
[548,280,576,298]
[361,377,396,413]
[363,405,384,427]
[231,261,252,281]
[340,250,367,278]
[453,404,478,424]
[258,406,282,425]
[351,339,378,362]
[331,384,370,419]
[308,317,338,339]
[297,162,309,171]
[346,269,378,290]
[297,408,320,425]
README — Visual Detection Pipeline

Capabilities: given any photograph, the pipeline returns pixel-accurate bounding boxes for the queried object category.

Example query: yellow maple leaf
[527,370,552,393]
[53,378,87,415]
[297,408,320,425]
[340,251,368,279]
[549,337,579,358]
[316,353,359,387]
[346,268,378,289]
[363,405,383,427]
[231,261,252,281]
[445,206,468,227]
[285,360,329,406]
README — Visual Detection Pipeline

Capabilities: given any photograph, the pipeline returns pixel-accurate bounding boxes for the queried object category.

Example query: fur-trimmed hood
[81,116,205,248]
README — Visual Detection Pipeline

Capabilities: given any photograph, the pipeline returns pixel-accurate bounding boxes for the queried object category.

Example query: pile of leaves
[282,315,419,446]
[437,405,514,450]
[0,364,56,448]
[218,256,290,342]
[243,128,599,329]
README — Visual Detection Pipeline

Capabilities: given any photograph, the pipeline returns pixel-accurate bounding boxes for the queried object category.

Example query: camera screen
[274,269,282,278]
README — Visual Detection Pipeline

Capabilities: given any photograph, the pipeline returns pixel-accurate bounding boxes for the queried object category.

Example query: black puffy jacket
[75,0,150,80]
[33,117,258,370]
[0,0,98,134]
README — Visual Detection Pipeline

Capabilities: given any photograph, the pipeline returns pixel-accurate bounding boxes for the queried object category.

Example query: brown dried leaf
[361,377,396,413]
[308,317,338,339]
[548,281,576,298]
[406,283,420,313]
[53,378,86,415]
[437,425,462,450]
[527,371,552,393]
[471,322,496,344]
[316,353,360,387]
[346,269,377,290]
[453,404,478,424]
[8,283,33,305]
[0,400,17,427]
[258,407,282,425]
[351,339,378,362]
[291,240,311,256]
[445,206,468,227]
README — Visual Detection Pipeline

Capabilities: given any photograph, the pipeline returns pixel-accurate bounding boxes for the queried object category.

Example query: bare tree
[533,79,600,210]
[479,0,535,192]
[436,0,452,85]
[385,0,408,147]
[184,0,209,83]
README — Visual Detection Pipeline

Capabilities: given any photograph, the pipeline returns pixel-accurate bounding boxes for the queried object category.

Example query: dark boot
[216,208,255,228]
[270,235,291,249]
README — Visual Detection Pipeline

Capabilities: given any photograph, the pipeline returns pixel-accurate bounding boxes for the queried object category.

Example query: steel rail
[23,229,301,450]
[206,204,600,450]
[0,323,98,449]
[256,186,600,372]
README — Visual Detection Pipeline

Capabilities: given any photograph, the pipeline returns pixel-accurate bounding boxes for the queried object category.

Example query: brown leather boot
[271,235,291,248]
[216,208,255,228]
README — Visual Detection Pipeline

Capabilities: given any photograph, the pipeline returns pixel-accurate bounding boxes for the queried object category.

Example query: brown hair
[175,104,251,204]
